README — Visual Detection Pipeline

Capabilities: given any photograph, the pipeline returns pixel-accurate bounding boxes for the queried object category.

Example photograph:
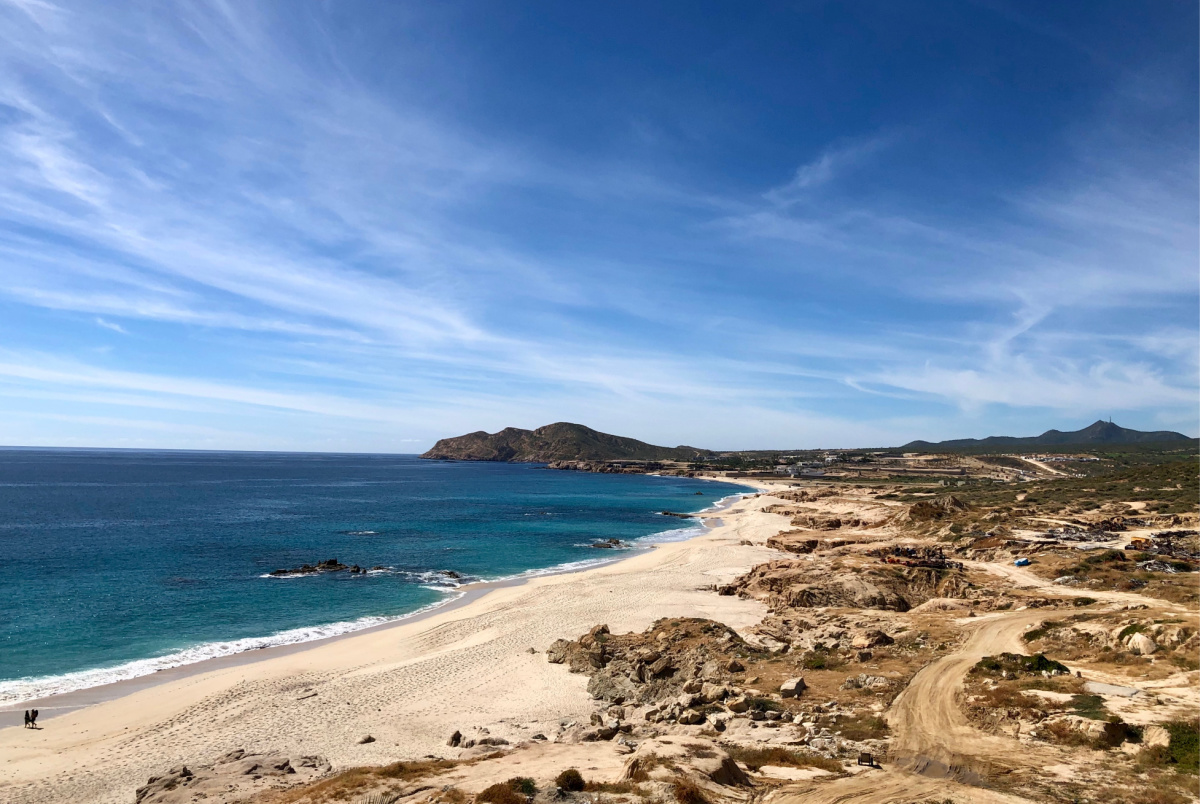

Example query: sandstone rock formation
[135,750,330,804]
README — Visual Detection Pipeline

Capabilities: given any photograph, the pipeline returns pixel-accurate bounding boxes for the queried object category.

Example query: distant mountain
[901,420,1192,452]
[421,422,714,463]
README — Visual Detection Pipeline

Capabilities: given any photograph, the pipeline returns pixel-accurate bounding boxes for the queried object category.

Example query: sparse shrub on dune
[671,777,710,804]
[555,768,586,791]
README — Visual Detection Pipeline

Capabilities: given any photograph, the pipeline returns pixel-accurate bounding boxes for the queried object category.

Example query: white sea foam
[0,593,461,707]
[2,486,753,707]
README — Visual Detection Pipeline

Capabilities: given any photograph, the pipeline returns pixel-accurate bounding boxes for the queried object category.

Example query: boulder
[135,766,194,804]
[766,534,819,554]
[780,677,807,698]
[356,734,375,744]
[1143,725,1170,748]
[621,739,750,787]
[1127,633,1158,655]
[447,730,462,747]
[135,753,329,804]
[546,639,571,664]
[726,695,750,713]
[841,674,891,691]
[851,630,894,649]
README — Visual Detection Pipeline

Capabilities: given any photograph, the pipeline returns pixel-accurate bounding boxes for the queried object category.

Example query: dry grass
[584,780,649,797]
[835,714,890,742]
[268,756,485,804]
[670,777,709,804]
[476,783,525,804]
[723,745,842,773]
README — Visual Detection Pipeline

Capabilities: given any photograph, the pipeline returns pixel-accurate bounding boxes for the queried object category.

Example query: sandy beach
[0,483,783,804]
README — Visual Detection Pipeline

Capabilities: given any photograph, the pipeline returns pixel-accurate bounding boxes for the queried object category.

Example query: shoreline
[0,478,777,804]
[1,487,754,720]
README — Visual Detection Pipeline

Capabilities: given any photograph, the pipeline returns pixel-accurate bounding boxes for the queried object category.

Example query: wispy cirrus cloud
[763,132,900,205]
[0,0,1193,450]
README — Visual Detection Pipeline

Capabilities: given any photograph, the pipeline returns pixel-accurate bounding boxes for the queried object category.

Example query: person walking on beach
[23,710,30,728]
[30,709,38,728]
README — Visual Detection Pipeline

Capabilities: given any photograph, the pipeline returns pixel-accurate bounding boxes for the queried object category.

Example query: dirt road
[771,563,1191,803]
[972,560,1194,612]
[884,609,1069,778]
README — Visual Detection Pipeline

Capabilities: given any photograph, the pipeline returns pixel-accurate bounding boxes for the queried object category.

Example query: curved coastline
[0,487,752,717]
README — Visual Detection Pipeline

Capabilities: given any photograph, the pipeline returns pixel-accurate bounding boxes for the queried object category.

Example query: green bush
[746,696,782,712]
[1118,624,1145,641]
[1166,721,1200,774]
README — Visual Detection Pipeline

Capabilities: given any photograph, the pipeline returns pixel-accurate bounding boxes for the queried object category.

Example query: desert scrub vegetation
[1137,720,1200,775]
[476,778,536,804]
[898,449,1199,517]
[584,781,648,796]
[745,696,783,712]
[274,757,465,803]
[723,745,842,773]
[670,777,710,804]
[835,713,890,741]
[970,652,1069,677]
[554,769,585,792]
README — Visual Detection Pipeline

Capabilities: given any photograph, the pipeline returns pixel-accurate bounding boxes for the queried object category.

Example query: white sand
[0,484,787,804]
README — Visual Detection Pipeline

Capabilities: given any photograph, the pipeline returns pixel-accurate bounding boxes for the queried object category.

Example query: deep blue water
[0,450,748,704]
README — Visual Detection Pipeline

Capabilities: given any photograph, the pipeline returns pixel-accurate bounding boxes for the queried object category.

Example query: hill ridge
[901,420,1190,452]
[420,422,713,463]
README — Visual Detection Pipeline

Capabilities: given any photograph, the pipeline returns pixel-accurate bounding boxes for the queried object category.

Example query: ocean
[0,450,749,705]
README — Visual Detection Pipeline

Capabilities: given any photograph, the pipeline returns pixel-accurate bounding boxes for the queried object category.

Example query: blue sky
[0,0,1195,451]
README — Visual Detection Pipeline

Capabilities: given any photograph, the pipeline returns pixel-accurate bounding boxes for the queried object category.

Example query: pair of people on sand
[23,709,38,728]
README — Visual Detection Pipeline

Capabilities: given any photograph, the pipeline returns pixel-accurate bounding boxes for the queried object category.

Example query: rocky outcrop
[765,532,819,554]
[590,538,629,549]
[269,558,362,576]
[1126,632,1158,655]
[546,619,762,709]
[135,750,330,804]
[550,460,700,476]
[791,514,864,530]
[621,738,750,787]
[901,495,969,522]
[722,559,964,612]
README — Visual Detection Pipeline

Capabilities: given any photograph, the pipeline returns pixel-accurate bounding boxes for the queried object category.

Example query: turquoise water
[0,450,749,704]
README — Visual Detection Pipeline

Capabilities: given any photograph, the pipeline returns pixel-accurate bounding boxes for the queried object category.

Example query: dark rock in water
[439,570,462,579]
[695,492,704,495]
[268,558,351,576]
[591,538,625,549]
[370,565,385,571]
[350,565,362,574]
[660,511,693,518]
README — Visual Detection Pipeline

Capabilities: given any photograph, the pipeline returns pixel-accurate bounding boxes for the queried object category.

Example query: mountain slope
[420,422,713,463]
[902,420,1191,452]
